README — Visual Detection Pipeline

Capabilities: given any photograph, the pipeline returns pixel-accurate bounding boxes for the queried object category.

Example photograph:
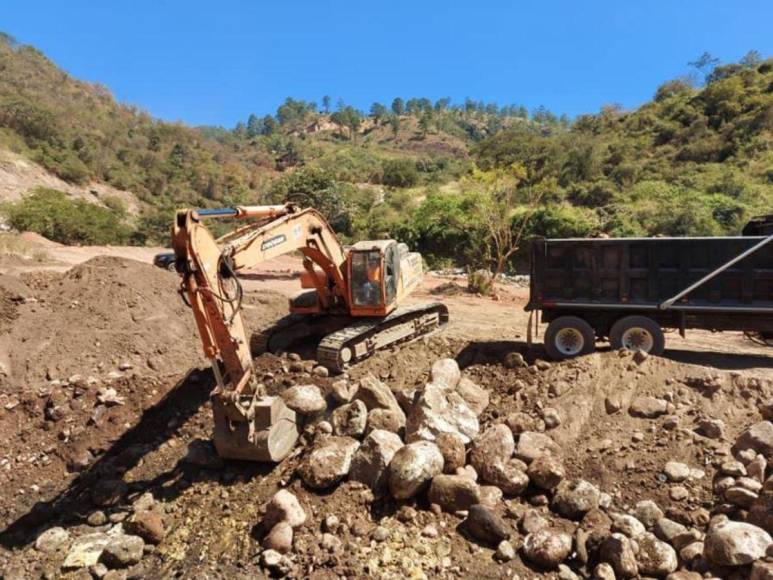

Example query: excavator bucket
[211,394,298,462]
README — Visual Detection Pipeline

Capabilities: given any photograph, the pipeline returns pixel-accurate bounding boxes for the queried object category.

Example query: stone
[469,424,514,479]
[669,485,689,501]
[635,500,664,528]
[264,489,307,529]
[299,436,359,489]
[748,491,773,535]
[605,396,623,414]
[515,431,561,463]
[100,535,144,568]
[184,439,223,469]
[263,521,293,553]
[261,549,290,574]
[734,421,773,459]
[96,387,125,407]
[503,352,526,369]
[330,379,357,404]
[721,459,747,476]
[593,563,616,580]
[428,474,481,512]
[282,384,326,415]
[725,486,758,508]
[665,573,702,580]
[479,485,503,508]
[91,479,128,507]
[599,533,638,578]
[522,529,573,569]
[331,400,368,438]
[456,377,489,417]
[527,455,565,490]
[354,374,406,426]
[747,454,768,482]
[629,396,668,418]
[520,509,548,533]
[463,504,510,546]
[321,532,342,552]
[125,510,165,544]
[696,417,725,439]
[505,411,537,435]
[751,561,773,580]
[312,365,329,377]
[611,514,646,538]
[388,441,444,499]
[542,408,562,429]
[349,429,403,491]
[483,459,530,495]
[664,461,691,482]
[365,408,403,435]
[435,431,466,473]
[405,383,479,444]
[679,541,704,564]
[654,518,687,543]
[373,526,390,542]
[35,526,70,553]
[552,479,601,519]
[704,520,772,566]
[495,539,516,561]
[62,533,110,570]
[635,532,678,576]
[430,358,461,390]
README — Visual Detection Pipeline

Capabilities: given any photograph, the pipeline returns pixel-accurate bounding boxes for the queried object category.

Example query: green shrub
[381,159,419,188]
[1,188,131,245]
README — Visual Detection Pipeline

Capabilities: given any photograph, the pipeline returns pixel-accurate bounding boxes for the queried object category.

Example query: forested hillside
[0,31,771,271]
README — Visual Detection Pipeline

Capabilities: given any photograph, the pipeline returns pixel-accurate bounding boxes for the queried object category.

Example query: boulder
[388,441,444,499]
[527,455,565,490]
[469,424,514,478]
[428,474,481,512]
[462,504,510,546]
[430,358,461,390]
[299,436,359,489]
[435,431,466,473]
[405,383,479,444]
[349,429,404,492]
[522,529,573,569]
[35,526,71,553]
[365,408,403,435]
[611,514,646,538]
[282,384,327,415]
[663,461,691,482]
[125,510,165,544]
[734,421,773,459]
[100,535,145,568]
[482,459,529,496]
[515,431,561,463]
[354,374,406,426]
[264,489,307,529]
[331,400,368,438]
[503,352,527,369]
[598,533,638,578]
[184,439,224,469]
[330,379,357,404]
[629,396,668,418]
[62,533,110,570]
[456,377,489,417]
[635,500,664,528]
[696,417,725,439]
[704,520,772,566]
[748,491,773,534]
[635,532,678,577]
[263,521,293,554]
[552,479,601,519]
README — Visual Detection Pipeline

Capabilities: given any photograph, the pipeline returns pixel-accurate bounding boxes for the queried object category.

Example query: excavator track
[317,302,449,372]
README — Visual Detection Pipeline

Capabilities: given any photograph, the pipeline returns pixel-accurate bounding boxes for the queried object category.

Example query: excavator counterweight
[172,203,448,461]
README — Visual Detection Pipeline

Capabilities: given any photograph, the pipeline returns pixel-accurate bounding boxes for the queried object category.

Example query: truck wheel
[545,316,596,360]
[610,315,665,356]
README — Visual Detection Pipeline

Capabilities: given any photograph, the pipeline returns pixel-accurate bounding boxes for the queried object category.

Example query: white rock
[704,520,772,567]
[264,489,306,529]
[405,383,479,444]
[388,441,444,499]
[430,358,461,390]
[349,429,404,491]
[35,526,71,553]
[299,436,359,489]
[282,384,326,415]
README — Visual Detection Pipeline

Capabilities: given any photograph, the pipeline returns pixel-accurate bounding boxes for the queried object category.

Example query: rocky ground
[0,248,771,579]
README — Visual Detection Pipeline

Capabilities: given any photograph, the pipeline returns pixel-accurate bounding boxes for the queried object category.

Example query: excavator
[172,202,448,461]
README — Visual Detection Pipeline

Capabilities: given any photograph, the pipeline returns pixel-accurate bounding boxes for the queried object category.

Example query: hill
[0,32,771,271]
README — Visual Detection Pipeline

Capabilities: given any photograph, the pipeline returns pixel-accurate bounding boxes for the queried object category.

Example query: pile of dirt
[0,256,206,388]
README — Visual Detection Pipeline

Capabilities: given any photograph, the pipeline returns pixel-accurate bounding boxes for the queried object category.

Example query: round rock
[388,441,444,499]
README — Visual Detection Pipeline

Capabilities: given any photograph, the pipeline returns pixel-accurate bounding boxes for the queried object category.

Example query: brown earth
[0,238,770,579]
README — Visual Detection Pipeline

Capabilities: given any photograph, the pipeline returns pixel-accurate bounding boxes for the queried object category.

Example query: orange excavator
[172,203,448,461]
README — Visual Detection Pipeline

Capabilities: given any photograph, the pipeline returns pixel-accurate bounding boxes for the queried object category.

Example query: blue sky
[3,1,772,127]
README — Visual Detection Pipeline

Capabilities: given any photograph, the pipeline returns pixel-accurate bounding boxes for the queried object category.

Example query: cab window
[384,244,399,304]
[352,251,383,306]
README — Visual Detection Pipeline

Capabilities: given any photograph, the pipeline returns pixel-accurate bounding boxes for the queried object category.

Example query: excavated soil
[0,254,770,579]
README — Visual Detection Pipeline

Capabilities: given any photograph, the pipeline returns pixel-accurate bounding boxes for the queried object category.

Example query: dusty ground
[0,235,771,579]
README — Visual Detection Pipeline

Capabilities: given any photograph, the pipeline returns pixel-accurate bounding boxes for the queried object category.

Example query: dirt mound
[0,275,29,333]
[0,256,205,387]
[429,280,468,296]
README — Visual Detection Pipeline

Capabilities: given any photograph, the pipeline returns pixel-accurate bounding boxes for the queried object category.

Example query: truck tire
[544,316,596,360]
[610,315,665,356]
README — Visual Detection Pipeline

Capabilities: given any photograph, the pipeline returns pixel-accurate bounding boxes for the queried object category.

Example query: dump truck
[526,216,773,359]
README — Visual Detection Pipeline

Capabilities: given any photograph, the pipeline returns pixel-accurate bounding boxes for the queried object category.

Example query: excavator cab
[348,240,403,316]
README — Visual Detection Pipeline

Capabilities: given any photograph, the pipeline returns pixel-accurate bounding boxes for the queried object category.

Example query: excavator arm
[172,202,347,461]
